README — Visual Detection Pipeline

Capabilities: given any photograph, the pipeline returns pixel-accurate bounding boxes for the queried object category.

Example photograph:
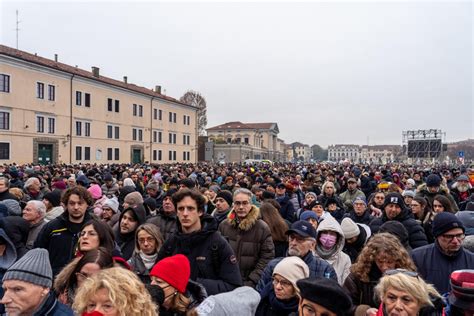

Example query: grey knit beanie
[3,248,52,288]
[0,199,22,216]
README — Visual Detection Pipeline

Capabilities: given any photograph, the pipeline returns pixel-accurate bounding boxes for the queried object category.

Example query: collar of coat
[228,205,260,231]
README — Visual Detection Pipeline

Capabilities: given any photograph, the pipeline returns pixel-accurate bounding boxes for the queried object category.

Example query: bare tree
[180,90,207,136]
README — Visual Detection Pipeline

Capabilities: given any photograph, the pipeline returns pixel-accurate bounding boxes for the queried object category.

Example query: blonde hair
[8,188,24,201]
[375,272,441,309]
[72,267,157,316]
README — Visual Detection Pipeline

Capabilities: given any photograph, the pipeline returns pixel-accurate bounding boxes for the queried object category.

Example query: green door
[132,149,142,164]
[38,144,53,165]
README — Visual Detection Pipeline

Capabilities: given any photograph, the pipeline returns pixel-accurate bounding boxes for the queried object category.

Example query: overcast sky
[1,0,472,147]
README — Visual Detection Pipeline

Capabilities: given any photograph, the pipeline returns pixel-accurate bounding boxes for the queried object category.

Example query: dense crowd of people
[0,161,472,315]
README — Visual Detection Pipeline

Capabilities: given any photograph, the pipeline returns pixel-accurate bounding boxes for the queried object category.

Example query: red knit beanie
[150,254,190,293]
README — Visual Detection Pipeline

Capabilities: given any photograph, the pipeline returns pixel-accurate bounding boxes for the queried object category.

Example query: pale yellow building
[0,45,197,164]
[206,121,285,162]
[286,142,311,162]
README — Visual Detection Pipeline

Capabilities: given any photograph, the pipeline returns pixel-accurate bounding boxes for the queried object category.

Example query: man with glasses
[219,188,274,288]
[256,220,337,293]
[412,212,474,294]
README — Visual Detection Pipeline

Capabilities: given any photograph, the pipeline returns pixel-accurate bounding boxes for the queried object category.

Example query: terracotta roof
[207,121,277,131]
[0,45,191,107]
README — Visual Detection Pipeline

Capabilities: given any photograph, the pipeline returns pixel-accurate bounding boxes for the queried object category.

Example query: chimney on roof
[155,85,162,94]
[54,54,58,62]
[91,66,100,78]
[123,76,128,84]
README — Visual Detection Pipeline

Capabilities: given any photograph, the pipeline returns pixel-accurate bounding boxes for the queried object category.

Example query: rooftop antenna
[15,10,21,49]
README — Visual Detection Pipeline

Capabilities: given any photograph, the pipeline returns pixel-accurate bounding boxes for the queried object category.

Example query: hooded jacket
[218,205,275,287]
[157,214,243,295]
[315,216,352,285]
[34,211,93,276]
[0,216,30,259]
[416,183,459,212]
[369,206,428,249]
[114,204,146,260]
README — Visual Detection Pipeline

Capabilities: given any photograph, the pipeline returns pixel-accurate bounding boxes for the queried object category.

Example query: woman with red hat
[150,254,207,316]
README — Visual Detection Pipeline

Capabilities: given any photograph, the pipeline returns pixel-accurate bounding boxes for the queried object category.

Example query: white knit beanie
[273,256,309,291]
[341,217,360,239]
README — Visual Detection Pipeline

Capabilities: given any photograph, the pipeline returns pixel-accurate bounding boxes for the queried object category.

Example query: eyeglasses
[375,196,385,200]
[272,277,292,288]
[233,200,250,206]
[138,237,155,244]
[80,230,98,237]
[384,269,419,278]
[440,233,465,241]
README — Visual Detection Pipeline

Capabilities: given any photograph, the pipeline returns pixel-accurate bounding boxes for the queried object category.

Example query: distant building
[328,144,361,163]
[328,144,401,163]
[360,145,401,164]
[205,121,285,162]
[0,45,197,164]
[286,142,311,162]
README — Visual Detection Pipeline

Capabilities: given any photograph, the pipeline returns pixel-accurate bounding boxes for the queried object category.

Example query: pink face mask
[319,233,337,249]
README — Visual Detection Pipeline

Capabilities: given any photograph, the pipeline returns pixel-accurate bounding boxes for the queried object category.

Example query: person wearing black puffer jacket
[34,186,94,276]
[114,204,146,260]
[157,189,242,295]
[369,192,428,249]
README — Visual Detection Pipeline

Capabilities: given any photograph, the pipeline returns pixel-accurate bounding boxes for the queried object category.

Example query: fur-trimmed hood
[228,205,260,231]
[417,183,450,195]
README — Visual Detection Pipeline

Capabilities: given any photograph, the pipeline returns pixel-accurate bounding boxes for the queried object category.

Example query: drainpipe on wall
[150,96,155,164]
[195,107,198,163]
[69,74,75,164]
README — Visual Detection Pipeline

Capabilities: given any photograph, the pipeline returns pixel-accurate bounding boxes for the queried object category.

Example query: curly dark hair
[61,186,94,206]
[350,233,416,282]
[172,188,206,213]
